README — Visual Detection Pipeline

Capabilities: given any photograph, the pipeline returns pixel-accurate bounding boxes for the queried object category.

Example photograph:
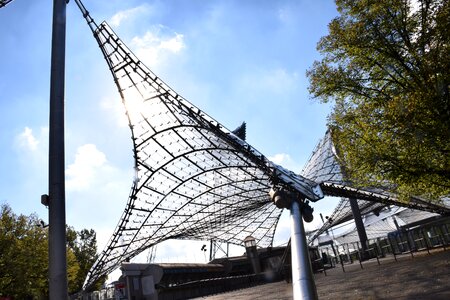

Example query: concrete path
[194,248,450,299]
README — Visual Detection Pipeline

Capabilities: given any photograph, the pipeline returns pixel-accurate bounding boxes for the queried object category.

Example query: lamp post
[320,214,338,260]
[244,236,261,274]
[201,244,207,262]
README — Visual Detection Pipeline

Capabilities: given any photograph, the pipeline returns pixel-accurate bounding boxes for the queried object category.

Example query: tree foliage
[0,204,48,299]
[67,227,101,292]
[0,204,101,298]
[307,0,450,199]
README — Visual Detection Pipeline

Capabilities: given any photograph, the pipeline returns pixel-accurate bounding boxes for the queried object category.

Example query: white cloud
[268,153,302,173]
[159,34,184,53]
[278,7,291,24]
[130,25,185,67]
[238,68,300,96]
[64,143,132,232]
[66,144,107,191]
[109,4,151,27]
[16,127,39,151]
[262,69,299,93]
[100,96,129,128]
[269,153,290,165]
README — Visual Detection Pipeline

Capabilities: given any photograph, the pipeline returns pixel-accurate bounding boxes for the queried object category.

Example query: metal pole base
[290,201,318,300]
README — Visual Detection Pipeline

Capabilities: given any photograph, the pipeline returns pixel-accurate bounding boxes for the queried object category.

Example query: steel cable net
[0,0,14,8]
[78,12,322,288]
[393,208,441,225]
[302,131,450,243]
[328,207,439,245]
[301,130,344,185]
[302,131,389,242]
[336,219,398,245]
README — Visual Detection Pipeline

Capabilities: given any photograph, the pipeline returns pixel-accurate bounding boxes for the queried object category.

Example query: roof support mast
[349,198,369,259]
[269,188,318,300]
[48,0,68,298]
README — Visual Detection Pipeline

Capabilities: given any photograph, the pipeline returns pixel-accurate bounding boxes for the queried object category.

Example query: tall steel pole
[349,198,369,259]
[290,201,318,300]
[48,0,68,299]
[269,188,318,300]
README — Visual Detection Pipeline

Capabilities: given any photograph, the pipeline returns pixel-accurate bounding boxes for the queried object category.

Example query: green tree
[307,0,450,200]
[0,204,48,299]
[0,204,101,297]
[67,247,81,294]
[67,227,101,292]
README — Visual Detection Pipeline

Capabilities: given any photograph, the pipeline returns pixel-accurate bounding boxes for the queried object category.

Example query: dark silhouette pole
[349,198,369,259]
[48,0,68,298]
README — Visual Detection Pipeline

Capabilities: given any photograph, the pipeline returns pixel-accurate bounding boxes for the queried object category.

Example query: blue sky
[0,0,340,270]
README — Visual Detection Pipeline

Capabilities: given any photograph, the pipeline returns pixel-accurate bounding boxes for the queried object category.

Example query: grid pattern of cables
[301,130,344,184]
[81,20,321,289]
[0,0,14,8]
[72,0,447,288]
[303,131,450,243]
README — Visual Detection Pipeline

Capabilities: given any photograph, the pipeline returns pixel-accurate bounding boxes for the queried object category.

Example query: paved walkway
[194,248,450,299]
